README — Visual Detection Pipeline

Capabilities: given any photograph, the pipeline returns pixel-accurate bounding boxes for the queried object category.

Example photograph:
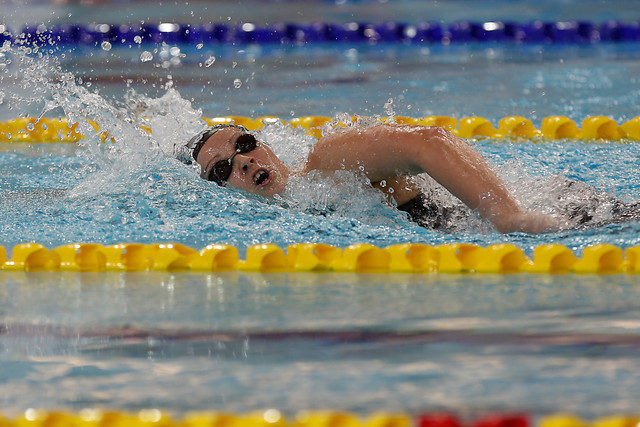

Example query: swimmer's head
[178,124,289,196]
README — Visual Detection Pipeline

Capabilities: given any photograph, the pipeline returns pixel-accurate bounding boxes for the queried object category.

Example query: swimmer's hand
[498,211,559,234]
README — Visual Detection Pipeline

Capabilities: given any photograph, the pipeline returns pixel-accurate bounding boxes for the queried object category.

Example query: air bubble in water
[134,35,142,44]
[26,123,34,131]
[101,41,112,51]
[140,51,153,62]
[233,78,242,88]
[196,43,203,50]
[204,56,216,67]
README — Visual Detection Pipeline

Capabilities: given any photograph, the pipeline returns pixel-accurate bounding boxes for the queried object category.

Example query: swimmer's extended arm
[305,124,556,233]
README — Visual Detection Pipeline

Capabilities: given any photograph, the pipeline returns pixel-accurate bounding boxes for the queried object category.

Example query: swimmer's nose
[235,153,255,172]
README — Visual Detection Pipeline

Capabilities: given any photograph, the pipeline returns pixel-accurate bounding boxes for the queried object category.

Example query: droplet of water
[140,51,153,62]
[384,98,395,117]
[26,123,34,131]
[233,78,242,88]
[196,43,203,50]
[204,56,216,67]
[101,41,112,51]
[134,35,142,44]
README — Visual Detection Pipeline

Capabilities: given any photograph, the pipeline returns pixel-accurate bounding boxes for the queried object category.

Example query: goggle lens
[207,133,258,185]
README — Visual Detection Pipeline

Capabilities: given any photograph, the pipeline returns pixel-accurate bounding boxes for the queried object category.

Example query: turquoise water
[2,0,640,419]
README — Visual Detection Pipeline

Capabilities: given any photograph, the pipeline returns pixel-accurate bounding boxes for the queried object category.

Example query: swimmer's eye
[208,160,233,185]
[206,133,258,185]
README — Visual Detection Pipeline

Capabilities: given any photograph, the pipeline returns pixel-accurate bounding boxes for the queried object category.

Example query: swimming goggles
[204,132,258,185]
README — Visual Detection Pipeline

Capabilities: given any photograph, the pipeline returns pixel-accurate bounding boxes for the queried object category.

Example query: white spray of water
[0,43,208,195]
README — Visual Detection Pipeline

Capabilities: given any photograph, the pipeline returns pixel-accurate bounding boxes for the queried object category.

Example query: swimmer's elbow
[494,211,559,234]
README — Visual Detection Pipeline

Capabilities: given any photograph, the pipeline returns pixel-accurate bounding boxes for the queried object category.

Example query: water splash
[383,97,395,118]
[254,119,314,166]
[1,42,639,252]
[278,170,408,228]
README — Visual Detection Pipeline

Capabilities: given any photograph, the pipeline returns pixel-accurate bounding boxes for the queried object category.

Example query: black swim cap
[175,124,248,165]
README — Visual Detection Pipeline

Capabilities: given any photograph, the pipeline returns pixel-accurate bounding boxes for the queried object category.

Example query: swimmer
[177,123,559,234]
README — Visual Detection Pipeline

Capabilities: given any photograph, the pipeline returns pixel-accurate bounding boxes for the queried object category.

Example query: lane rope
[0,410,635,427]
[1,115,639,143]
[0,242,638,274]
[2,20,640,46]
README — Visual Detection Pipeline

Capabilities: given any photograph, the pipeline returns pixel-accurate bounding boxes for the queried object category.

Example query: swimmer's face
[195,127,289,196]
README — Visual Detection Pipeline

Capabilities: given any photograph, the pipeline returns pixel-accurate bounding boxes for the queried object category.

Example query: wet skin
[195,126,289,197]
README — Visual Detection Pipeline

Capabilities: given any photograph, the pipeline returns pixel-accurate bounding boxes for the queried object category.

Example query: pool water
[3,271,640,418]
[3,134,640,254]
[2,0,640,420]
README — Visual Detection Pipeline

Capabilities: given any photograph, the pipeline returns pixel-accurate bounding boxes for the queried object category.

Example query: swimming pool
[2,0,640,421]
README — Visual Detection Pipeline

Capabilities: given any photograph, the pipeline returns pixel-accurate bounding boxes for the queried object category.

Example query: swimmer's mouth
[253,169,271,186]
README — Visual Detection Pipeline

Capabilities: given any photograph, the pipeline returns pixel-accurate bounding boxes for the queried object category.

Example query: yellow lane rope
[1,115,639,143]
[0,242,638,274]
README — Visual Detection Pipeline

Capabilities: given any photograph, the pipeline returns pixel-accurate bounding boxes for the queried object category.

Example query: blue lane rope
[2,20,640,47]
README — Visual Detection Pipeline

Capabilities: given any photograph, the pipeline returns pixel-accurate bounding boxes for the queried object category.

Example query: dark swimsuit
[399,186,640,231]
[397,193,460,230]
[557,179,640,227]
